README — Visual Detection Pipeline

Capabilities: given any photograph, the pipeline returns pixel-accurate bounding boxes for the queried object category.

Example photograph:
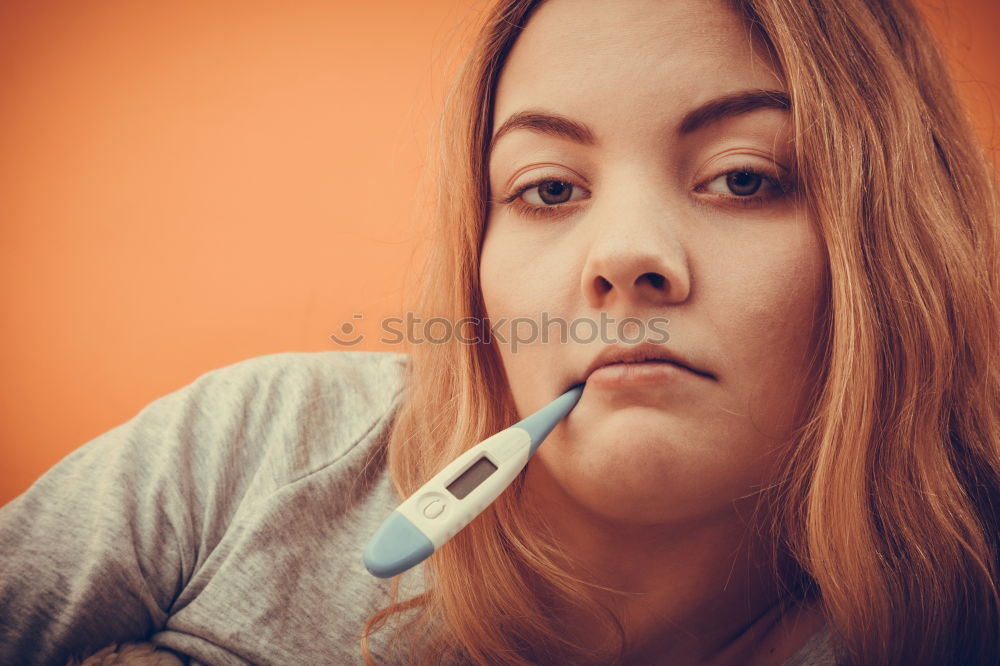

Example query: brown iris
[536,180,573,205]
[726,171,763,196]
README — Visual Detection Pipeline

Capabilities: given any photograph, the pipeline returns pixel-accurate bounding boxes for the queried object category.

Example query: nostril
[596,276,613,293]
[642,273,666,289]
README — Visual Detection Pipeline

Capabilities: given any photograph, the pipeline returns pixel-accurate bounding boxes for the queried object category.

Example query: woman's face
[480,0,825,527]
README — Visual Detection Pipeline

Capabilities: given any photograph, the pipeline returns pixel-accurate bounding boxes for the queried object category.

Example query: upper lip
[576,343,716,387]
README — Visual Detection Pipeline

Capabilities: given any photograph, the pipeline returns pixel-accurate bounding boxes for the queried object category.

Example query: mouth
[569,344,716,391]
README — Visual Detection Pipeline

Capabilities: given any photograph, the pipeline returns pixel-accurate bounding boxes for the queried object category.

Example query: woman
[1,0,997,664]
[363,0,999,664]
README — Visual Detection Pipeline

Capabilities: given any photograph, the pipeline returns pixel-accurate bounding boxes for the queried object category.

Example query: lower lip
[585,361,702,389]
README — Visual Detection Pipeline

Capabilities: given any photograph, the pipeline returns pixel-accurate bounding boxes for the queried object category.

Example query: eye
[499,178,590,220]
[698,166,793,208]
[707,171,766,196]
[519,179,587,206]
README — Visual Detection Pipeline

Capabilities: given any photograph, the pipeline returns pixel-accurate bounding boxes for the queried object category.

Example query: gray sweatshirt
[0,351,836,665]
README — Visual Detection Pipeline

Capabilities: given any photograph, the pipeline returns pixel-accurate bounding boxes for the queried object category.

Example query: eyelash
[498,164,795,221]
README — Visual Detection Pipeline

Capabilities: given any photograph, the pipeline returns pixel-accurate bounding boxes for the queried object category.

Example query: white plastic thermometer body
[363,383,584,578]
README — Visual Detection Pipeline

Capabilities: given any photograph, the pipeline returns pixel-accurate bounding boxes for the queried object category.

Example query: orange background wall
[1,0,997,506]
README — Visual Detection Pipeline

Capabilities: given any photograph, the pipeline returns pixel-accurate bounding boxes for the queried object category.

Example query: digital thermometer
[363,383,585,578]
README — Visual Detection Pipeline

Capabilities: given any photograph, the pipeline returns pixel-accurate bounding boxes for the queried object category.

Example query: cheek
[712,219,824,348]
[718,229,826,433]
[478,226,509,319]
[479,219,582,415]
[479,219,573,318]
[478,223,545,390]
[736,266,821,354]
[759,236,824,354]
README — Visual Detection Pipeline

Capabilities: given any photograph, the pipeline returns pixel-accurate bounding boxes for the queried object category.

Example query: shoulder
[188,349,409,402]
[0,352,413,664]
[116,350,411,506]
[780,625,840,666]
[185,349,409,476]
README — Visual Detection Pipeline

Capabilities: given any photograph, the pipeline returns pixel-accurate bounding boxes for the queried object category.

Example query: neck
[520,461,824,665]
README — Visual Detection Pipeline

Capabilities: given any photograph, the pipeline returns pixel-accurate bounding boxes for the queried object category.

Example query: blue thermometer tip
[516,383,585,455]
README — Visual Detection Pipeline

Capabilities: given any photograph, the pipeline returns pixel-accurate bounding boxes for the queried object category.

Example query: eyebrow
[488,89,791,153]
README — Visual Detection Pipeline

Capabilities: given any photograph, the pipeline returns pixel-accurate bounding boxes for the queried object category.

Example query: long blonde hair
[361,0,1000,663]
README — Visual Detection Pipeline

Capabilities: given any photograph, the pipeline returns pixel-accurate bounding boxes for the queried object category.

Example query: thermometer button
[420,495,447,519]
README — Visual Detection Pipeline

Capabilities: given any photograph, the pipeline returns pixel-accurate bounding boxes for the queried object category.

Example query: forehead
[493,0,785,138]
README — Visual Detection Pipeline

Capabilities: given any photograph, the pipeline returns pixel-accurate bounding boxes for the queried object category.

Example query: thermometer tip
[363,511,435,578]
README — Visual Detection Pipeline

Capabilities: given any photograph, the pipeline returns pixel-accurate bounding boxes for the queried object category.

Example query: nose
[580,195,691,309]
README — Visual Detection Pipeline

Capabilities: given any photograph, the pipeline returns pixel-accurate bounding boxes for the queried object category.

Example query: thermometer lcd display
[446,457,499,500]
